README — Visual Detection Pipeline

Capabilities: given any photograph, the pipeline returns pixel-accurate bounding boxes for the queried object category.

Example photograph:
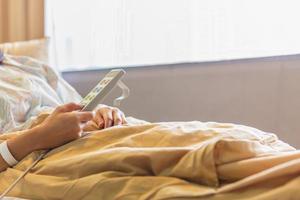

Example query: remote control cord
[0,150,49,199]
[0,132,92,199]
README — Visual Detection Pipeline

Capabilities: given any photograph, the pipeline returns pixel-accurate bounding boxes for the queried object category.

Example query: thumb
[54,103,82,114]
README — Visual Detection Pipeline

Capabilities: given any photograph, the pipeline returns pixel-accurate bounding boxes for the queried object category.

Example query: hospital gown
[0,54,81,133]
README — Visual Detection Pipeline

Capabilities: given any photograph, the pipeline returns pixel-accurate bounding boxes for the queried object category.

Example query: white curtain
[46,0,300,71]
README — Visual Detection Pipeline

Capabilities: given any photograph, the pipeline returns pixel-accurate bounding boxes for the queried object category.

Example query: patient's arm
[0,103,93,172]
[0,103,127,171]
[0,128,38,171]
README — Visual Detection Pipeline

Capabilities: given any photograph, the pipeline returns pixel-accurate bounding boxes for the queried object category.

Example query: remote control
[0,69,126,197]
[80,69,126,111]
[0,70,126,197]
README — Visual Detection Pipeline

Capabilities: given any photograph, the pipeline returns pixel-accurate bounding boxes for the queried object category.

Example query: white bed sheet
[0,54,82,133]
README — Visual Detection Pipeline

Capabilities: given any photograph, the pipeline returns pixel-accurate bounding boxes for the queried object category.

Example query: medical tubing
[0,150,49,199]
[0,132,92,198]
[113,80,130,107]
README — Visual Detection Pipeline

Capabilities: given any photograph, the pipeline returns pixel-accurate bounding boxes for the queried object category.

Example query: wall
[62,55,300,148]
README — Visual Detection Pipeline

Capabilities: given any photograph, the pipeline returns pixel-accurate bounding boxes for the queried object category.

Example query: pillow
[0,38,50,64]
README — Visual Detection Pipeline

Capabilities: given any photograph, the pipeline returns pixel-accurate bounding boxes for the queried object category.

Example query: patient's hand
[33,103,94,150]
[2,103,94,169]
[90,104,126,129]
[30,104,126,132]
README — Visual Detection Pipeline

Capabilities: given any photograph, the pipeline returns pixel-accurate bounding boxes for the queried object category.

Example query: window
[46,0,300,71]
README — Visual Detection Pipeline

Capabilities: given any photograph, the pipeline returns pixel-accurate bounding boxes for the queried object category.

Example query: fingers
[54,103,82,114]
[102,109,113,128]
[115,108,126,124]
[93,105,127,129]
[112,109,125,126]
[77,111,94,123]
[54,104,127,129]
[94,111,105,129]
[121,113,127,124]
[94,105,113,128]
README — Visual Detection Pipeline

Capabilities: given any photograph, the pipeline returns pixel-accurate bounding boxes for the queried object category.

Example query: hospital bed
[0,39,299,199]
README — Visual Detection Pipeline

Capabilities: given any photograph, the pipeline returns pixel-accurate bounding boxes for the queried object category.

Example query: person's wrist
[25,125,45,151]
[6,127,41,162]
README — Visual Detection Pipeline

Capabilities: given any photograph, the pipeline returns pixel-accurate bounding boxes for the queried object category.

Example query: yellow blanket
[0,118,299,200]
